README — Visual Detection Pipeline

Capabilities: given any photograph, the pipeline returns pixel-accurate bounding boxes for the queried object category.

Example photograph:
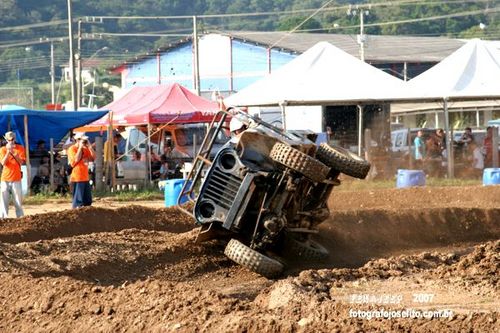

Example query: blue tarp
[0,109,108,150]
[488,119,500,126]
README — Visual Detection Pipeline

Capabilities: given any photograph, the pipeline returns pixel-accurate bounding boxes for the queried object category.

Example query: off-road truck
[178,108,370,278]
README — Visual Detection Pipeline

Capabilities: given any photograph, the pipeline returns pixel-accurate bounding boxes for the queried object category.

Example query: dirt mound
[0,186,498,332]
[317,207,500,267]
[0,228,232,284]
[1,240,497,332]
[0,206,195,243]
[329,185,500,211]
[292,240,499,293]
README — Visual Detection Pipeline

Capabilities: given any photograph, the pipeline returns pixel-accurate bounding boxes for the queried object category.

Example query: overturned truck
[178,108,370,278]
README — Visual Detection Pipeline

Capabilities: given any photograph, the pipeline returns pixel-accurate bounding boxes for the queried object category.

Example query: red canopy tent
[91,83,220,127]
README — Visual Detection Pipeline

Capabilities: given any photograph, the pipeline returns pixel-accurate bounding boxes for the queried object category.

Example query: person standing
[426,128,445,177]
[469,141,484,178]
[459,127,474,145]
[483,126,493,168]
[0,131,26,218]
[68,133,95,208]
[414,130,426,169]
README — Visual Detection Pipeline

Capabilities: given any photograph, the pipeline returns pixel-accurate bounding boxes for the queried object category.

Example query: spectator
[68,133,95,208]
[483,126,493,168]
[326,126,334,142]
[131,150,141,161]
[32,139,49,157]
[0,131,26,218]
[150,146,162,179]
[160,145,179,178]
[469,141,484,177]
[153,155,170,180]
[52,155,69,195]
[31,155,50,194]
[426,128,445,177]
[414,130,426,169]
[115,129,126,155]
[104,133,122,183]
[459,127,474,145]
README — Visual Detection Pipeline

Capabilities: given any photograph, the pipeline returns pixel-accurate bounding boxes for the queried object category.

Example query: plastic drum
[396,169,426,188]
[164,178,191,207]
[483,168,500,186]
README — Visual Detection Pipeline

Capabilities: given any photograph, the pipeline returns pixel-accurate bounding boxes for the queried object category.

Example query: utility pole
[77,19,82,109]
[67,0,77,110]
[347,5,369,62]
[192,16,200,96]
[50,42,55,104]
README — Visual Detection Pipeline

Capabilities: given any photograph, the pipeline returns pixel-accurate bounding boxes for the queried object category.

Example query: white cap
[74,132,89,140]
[230,117,246,133]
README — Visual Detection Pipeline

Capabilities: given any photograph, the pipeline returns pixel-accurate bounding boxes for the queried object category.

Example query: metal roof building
[110,32,470,93]
[224,31,466,63]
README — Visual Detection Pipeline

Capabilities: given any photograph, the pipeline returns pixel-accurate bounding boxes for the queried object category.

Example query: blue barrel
[396,169,426,188]
[483,168,500,186]
[164,179,191,207]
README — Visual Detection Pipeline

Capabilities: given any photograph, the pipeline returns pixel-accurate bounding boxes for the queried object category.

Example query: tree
[277,16,321,31]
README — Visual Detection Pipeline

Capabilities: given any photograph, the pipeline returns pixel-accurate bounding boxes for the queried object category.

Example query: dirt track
[0,186,498,332]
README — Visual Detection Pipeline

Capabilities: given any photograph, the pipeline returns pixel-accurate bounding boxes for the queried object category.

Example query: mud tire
[283,234,329,261]
[224,239,284,279]
[270,142,329,183]
[316,143,371,179]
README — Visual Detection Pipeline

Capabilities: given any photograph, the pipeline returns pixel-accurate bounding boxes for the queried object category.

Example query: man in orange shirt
[0,131,26,218]
[68,133,95,208]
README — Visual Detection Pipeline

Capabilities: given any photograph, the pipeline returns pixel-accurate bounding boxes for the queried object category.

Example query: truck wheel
[283,233,329,261]
[270,142,329,183]
[316,143,371,179]
[224,239,284,279]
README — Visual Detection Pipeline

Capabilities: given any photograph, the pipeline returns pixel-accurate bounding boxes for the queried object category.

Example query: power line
[346,7,499,30]
[269,0,337,49]
[0,19,67,32]
[0,0,495,46]
[84,32,191,38]
[290,6,499,33]
[0,0,494,34]
[0,37,67,49]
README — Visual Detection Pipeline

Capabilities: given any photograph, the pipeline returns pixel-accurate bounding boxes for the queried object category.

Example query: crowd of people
[0,128,192,217]
[413,126,498,177]
[0,123,497,218]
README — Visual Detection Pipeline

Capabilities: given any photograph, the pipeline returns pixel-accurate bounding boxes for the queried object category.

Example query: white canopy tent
[225,41,415,155]
[394,39,500,176]
[404,39,500,100]
[225,41,415,107]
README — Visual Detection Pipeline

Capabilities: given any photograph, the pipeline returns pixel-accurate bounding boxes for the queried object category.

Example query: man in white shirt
[470,141,484,177]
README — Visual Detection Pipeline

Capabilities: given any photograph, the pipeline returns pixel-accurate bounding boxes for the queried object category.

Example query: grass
[94,189,163,201]
[24,192,70,205]
[24,187,163,205]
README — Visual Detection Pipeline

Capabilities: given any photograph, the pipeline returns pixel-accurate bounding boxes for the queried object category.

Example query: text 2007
[412,293,435,303]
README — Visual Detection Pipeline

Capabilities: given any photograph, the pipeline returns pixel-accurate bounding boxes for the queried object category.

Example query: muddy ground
[0,185,498,332]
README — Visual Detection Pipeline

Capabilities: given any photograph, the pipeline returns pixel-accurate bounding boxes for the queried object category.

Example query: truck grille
[201,166,242,210]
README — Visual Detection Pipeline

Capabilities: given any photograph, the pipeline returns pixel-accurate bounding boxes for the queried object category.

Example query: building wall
[122,34,296,93]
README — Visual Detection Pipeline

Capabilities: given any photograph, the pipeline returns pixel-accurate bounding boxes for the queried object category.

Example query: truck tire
[270,142,329,183]
[224,239,284,279]
[282,234,329,261]
[316,143,371,179]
